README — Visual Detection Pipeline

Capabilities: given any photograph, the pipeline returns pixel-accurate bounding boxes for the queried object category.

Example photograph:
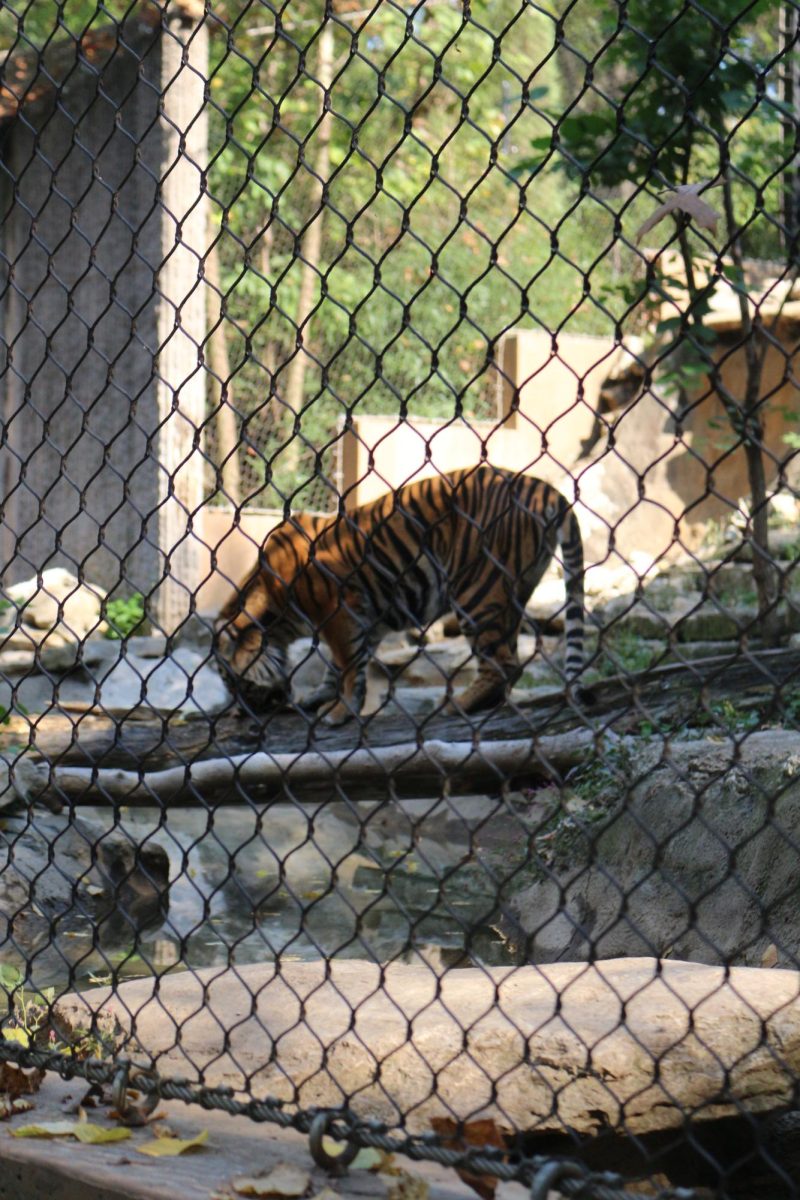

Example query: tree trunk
[721,180,779,637]
[279,20,334,482]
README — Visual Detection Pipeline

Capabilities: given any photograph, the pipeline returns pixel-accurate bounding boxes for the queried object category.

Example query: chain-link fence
[0,0,799,1195]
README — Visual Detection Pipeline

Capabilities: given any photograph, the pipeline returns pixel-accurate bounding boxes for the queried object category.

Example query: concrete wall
[339,331,620,513]
[0,11,210,631]
[335,325,800,568]
[194,507,284,616]
[575,325,800,564]
[0,18,162,599]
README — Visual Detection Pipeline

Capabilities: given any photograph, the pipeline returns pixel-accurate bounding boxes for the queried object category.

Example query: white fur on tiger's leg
[319,649,370,726]
[300,665,339,712]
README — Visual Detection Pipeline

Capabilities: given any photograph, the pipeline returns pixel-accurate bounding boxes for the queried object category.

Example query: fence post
[152,7,209,634]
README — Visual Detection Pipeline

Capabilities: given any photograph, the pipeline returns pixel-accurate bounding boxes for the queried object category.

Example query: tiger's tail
[555,500,584,684]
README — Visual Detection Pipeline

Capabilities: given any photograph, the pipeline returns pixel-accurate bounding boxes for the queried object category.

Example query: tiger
[214,464,584,725]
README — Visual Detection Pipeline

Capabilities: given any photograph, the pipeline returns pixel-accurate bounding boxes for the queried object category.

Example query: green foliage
[201,0,634,504]
[697,698,760,735]
[0,963,117,1059]
[572,739,637,806]
[0,700,28,727]
[0,1,789,509]
[0,964,54,1046]
[594,628,667,678]
[103,594,145,640]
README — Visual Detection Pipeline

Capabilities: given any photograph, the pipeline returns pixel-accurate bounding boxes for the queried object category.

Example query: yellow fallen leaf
[762,943,779,968]
[352,1147,392,1172]
[137,1129,209,1156]
[72,1122,132,1145]
[233,1162,311,1197]
[1,1027,30,1047]
[12,1120,80,1138]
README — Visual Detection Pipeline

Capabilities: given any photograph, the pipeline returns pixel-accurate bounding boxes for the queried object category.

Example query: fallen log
[27,729,605,806]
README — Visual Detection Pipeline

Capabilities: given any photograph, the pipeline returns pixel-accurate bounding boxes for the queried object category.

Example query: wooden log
[28,730,603,806]
[10,647,800,804]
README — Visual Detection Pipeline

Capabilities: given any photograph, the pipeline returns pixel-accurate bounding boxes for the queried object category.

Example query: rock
[0,754,46,813]
[123,635,169,659]
[376,638,476,688]
[506,730,800,967]
[0,622,86,673]
[287,637,334,699]
[674,603,751,642]
[4,568,104,637]
[89,646,231,718]
[664,639,753,662]
[592,599,674,639]
[55,956,800,1137]
[0,812,169,959]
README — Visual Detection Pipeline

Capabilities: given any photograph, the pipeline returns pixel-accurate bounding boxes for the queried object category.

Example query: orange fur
[215,466,583,723]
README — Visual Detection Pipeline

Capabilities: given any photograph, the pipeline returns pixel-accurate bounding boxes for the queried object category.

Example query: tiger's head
[214,513,327,703]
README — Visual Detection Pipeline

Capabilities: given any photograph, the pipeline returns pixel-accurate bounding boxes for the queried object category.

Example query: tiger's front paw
[320,701,356,726]
[299,687,337,713]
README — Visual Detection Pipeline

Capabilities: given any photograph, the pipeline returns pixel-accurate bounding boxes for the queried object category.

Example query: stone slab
[0,1074,498,1200]
[57,957,800,1139]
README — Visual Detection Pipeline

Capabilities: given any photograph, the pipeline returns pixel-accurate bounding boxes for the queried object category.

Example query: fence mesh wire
[0,0,799,1196]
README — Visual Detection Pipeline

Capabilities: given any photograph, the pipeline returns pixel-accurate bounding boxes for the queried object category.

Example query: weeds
[103,594,145,640]
[0,964,118,1060]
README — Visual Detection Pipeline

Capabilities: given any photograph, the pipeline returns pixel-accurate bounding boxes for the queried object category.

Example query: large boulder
[506,730,800,968]
[54,956,800,1138]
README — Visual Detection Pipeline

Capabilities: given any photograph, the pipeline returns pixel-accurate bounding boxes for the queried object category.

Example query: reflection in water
[24,795,524,991]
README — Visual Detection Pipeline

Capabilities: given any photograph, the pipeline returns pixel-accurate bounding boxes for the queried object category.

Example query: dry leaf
[11,1118,130,1144]
[1,1027,30,1048]
[429,1118,508,1200]
[151,1121,179,1139]
[61,1083,107,1114]
[137,1128,209,1157]
[762,943,779,968]
[636,182,722,243]
[0,1096,33,1119]
[0,1060,43,1100]
[233,1163,311,1197]
[382,1170,429,1200]
[320,1138,389,1173]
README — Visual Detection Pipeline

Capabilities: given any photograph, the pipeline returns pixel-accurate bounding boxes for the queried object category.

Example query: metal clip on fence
[308,1110,360,1173]
[530,1159,588,1200]
[112,1059,160,1124]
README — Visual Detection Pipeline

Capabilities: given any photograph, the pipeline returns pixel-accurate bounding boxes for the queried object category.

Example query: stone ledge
[0,1074,485,1200]
[57,956,800,1138]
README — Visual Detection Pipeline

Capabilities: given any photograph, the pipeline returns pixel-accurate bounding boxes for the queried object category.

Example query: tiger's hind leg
[446,600,522,714]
